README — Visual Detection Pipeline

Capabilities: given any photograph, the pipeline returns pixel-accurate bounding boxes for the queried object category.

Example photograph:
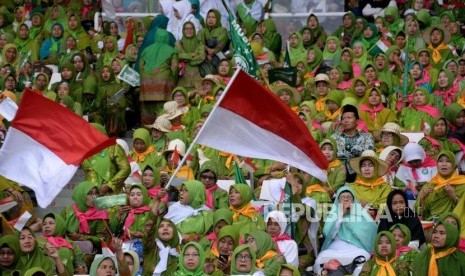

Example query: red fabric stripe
[11,89,115,165]
[219,70,328,170]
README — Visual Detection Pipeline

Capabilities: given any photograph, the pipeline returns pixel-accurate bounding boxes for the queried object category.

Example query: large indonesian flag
[0,90,115,208]
[196,70,328,181]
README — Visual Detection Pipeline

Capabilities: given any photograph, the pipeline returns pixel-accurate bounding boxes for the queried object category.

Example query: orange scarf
[429,172,465,190]
[375,258,396,276]
[315,97,326,112]
[325,108,341,121]
[132,145,155,162]
[354,176,386,189]
[256,250,278,268]
[219,151,237,169]
[210,247,219,258]
[291,106,299,113]
[203,95,215,104]
[428,43,449,64]
[306,184,328,196]
[230,202,257,221]
[457,96,465,108]
[327,159,342,170]
[428,247,456,276]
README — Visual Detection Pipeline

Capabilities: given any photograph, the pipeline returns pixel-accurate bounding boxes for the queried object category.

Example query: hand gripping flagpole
[165,68,242,188]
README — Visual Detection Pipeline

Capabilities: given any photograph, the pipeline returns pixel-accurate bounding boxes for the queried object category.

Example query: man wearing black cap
[331,104,375,182]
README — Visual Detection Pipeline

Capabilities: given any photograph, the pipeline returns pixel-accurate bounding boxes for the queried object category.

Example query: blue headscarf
[39,22,64,60]
[321,186,377,252]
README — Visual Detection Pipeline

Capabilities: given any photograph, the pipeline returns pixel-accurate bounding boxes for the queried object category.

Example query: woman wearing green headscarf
[306,14,326,50]
[359,87,397,132]
[0,11,13,36]
[14,23,39,62]
[373,53,395,91]
[244,231,284,276]
[142,217,180,276]
[425,26,454,69]
[284,32,307,67]
[176,21,205,90]
[30,72,56,101]
[416,151,465,220]
[51,61,82,102]
[61,181,110,247]
[204,225,239,275]
[322,36,342,66]
[405,19,426,54]
[0,235,20,274]
[130,127,166,168]
[412,221,465,275]
[347,75,368,106]
[433,68,460,111]
[37,213,86,275]
[165,180,214,241]
[65,13,91,51]
[89,256,117,276]
[384,6,404,35]
[419,117,461,158]
[43,4,67,36]
[96,35,120,73]
[333,12,356,48]
[229,184,266,237]
[17,227,67,275]
[198,208,233,251]
[198,9,228,60]
[360,23,379,51]
[231,244,263,275]
[81,123,130,194]
[28,12,45,45]
[139,28,178,123]
[389,224,419,266]
[441,212,465,252]
[352,40,370,71]
[1,43,18,68]
[399,88,441,131]
[260,19,281,61]
[359,231,409,276]
[305,45,323,79]
[175,242,207,276]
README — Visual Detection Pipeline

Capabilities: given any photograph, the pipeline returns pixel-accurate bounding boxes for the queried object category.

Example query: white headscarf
[265,210,287,236]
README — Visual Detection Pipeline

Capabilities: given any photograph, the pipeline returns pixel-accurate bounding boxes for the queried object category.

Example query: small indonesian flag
[101,240,115,257]
[241,157,257,173]
[171,145,180,167]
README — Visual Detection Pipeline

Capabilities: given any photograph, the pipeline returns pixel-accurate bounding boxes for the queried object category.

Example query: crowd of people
[1,0,465,275]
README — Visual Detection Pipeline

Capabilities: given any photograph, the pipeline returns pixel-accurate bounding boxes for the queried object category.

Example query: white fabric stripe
[0,127,78,208]
[196,108,327,182]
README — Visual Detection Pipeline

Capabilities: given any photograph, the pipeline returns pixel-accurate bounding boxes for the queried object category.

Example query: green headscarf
[71,181,98,212]
[140,28,177,71]
[322,36,342,63]
[43,212,67,237]
[89,256,117,275]
[444,103,465,127]
[437,150,457,177]
[244,231,276,258]
[307,45,323,71]
[434,68,454,91]
[132,128,151,148]
[0,235,20,271]
[17,228,55,275]
[129,184,151,206]
[212,208,233,226]
[157,217,180,247]
[180,21,201,53]
[199,160,218,180]
[389,223,412,246]
[277,264,300,276]
[374,231,397,261]
[24,267,47,276]
[217,225,239,248]
[181,180,207,209]
[230,245,257,275]
[229,184,253,208]
[326,90,344,107]
[361,23,379,50]
[440,212,462,234]
[141,164,161,189]
[288,32,307,67]
[171,86,189,101]
[175,242,206,276]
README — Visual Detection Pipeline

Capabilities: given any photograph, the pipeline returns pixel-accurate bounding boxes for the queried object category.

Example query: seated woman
[164,180,213,243]
[378,190,426,249]
[373,122,409,154]
[389,224,419,266]
[359,87,397,132]
[440,212,465,252]
[204,225,239,275]
[175,242,207,276]
[228,183,265,236]
[412,221,465,275]
[130,128,166,171]
[265,210,299,268]
[415,151,465,220]
[141,165,168,203]
[142,217,180,276]
[419,117,462,158]
[198,208,233,251]
[399,88,441,131]
[61,181,110,249]
[360,231,409,276]
[17,227,67,275]
[38,213,86,275]
[318,138,346,195]
[198,160,229,210]
[245,231,285,276]
[89,256,118,276]
[349,150,392,209]
[230,245,264,276]
[314,186,377,274]
[0,235,20,274]
[163,139,195,180]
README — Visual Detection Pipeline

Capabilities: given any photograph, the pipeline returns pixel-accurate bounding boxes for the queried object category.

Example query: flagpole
[165,68,242,188]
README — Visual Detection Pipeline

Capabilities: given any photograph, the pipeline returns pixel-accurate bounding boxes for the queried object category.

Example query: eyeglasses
[0,250,14,256]
[235,254,252,261]
[339,195,353,200]
[201,175,215,181]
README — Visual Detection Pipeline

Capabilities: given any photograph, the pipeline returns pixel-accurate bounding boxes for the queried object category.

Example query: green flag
[268,67,297,87]
[282,182,295,239]
[234,162,256,200]
[222,0,259,77]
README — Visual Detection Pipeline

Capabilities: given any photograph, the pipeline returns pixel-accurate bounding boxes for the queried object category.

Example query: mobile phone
[219,254,228,262]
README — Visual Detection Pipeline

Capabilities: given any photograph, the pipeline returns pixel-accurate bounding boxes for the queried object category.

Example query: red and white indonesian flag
[0,90,115,208]
[196,70,329,181]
